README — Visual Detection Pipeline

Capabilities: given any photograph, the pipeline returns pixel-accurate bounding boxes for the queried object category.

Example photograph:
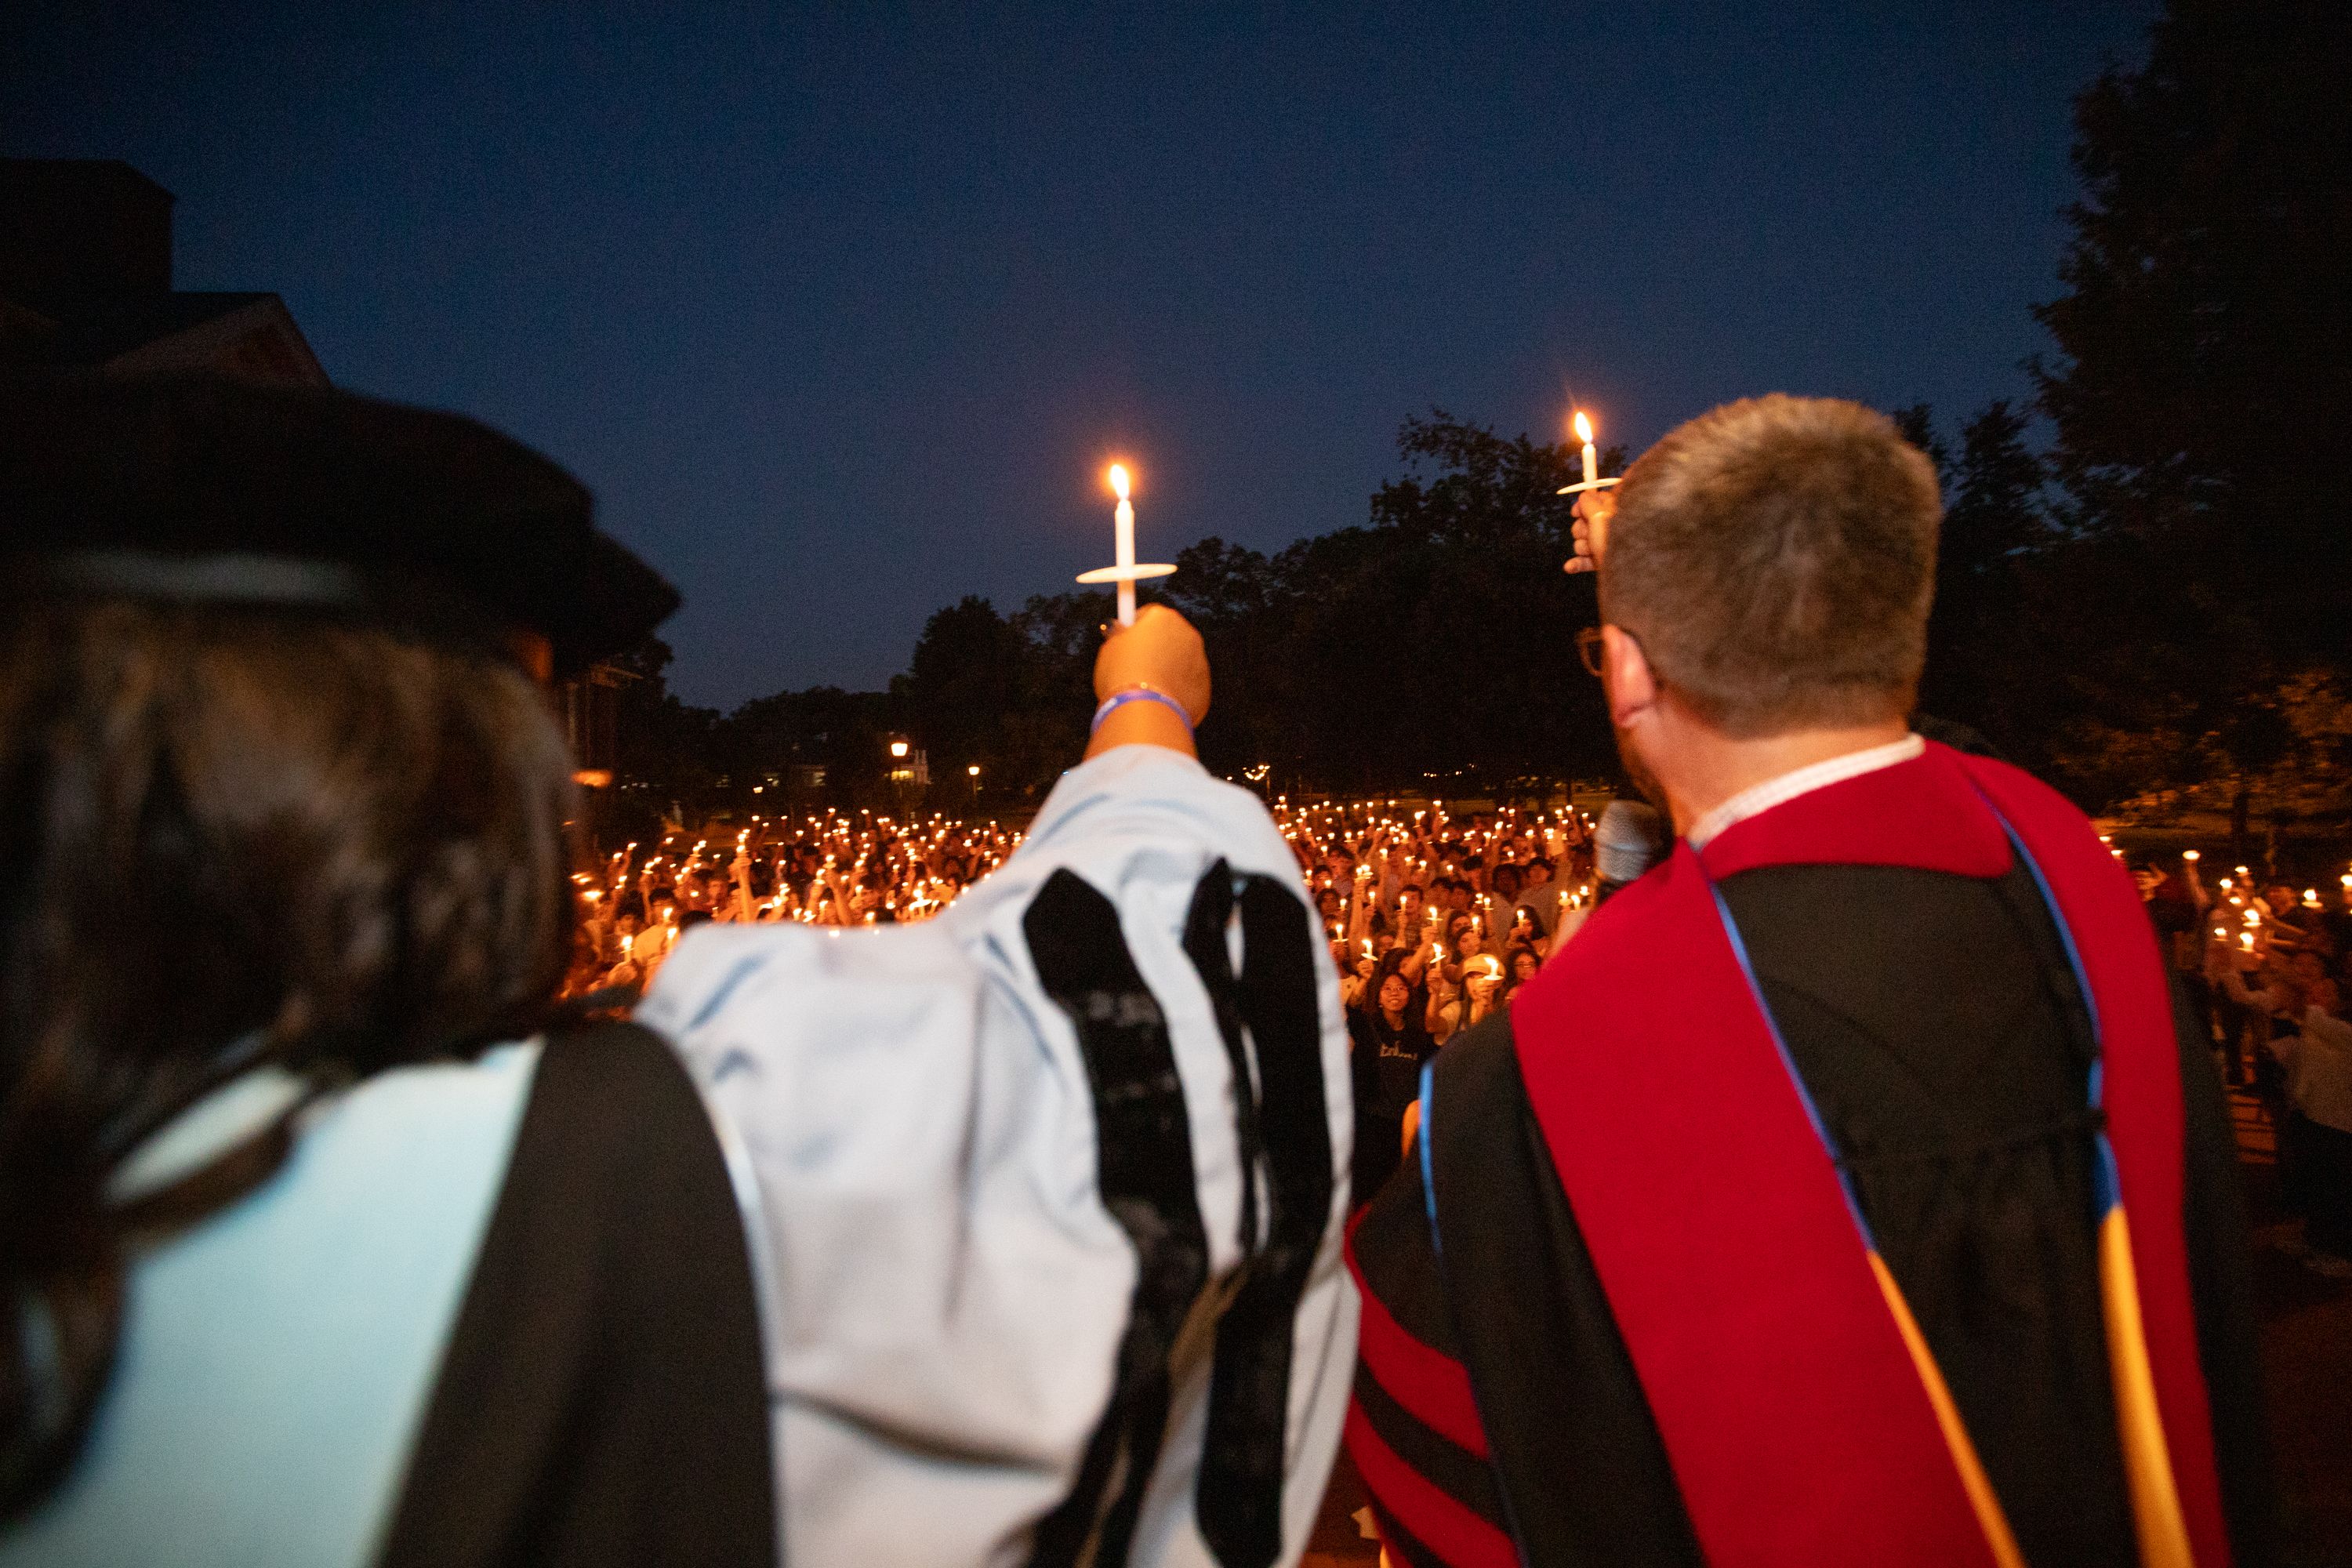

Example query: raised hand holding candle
[1076,459,1176,626]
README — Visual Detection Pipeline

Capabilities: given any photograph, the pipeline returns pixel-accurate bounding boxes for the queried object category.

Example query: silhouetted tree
[1889,403,1951,494]
[610,636,720,812]
[903,596,1025,779]
[2031,0,2350,817]
[1918,401,2067,760]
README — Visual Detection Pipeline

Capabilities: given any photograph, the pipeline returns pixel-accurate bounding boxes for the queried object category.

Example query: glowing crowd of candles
[571,808,1030,971]
[2105,838,2352,956]
[573,801,2344,1005]
[1269,794,1601,969]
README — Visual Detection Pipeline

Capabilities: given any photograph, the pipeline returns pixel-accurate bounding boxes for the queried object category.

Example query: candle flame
[1573,410,1595,445]
[1108,463,1131,500]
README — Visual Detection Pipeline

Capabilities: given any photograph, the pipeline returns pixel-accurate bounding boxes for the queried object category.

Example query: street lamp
[890,740,909,759]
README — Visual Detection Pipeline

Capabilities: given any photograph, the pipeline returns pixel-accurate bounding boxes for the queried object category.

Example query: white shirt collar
[1684,734,1926,851]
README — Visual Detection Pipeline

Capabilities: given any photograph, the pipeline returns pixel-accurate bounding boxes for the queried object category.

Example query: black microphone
[1593,800,1667,905]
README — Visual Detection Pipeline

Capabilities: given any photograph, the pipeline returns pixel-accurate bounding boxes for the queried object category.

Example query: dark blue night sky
[6,3,2157,706]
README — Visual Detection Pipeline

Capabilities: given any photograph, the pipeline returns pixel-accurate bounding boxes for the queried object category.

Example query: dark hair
[1356,947,1414,1014]
[0,599,579,1516]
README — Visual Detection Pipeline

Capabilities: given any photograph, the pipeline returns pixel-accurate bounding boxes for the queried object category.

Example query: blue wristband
[1090,686,1194,737]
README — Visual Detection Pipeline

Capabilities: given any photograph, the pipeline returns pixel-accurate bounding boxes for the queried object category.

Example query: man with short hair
[1347,397,2270,1567]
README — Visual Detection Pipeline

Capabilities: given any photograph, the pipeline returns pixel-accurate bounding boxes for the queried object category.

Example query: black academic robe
[1348,858,2275,1568]
[378,1021,775,1568]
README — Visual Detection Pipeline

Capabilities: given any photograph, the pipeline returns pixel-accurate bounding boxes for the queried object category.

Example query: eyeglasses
[1576,626,1605,677]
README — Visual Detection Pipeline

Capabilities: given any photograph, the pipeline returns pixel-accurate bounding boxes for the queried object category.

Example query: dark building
[1,160,652,847]
[1,159,326,384]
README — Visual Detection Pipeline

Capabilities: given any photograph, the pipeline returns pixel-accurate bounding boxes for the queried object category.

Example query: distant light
[967,764,982,776]
[890,740,910,758]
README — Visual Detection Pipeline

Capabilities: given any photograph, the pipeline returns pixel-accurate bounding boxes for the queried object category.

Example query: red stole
[1509,742,2229,1567]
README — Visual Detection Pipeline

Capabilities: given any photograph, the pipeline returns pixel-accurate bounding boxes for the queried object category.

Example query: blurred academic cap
[0,372,677,676]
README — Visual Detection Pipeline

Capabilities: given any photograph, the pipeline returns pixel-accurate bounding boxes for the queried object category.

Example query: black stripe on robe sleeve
[1196,871,1337,1568]
[1021,869,1209,1568]
[377,1020,775,1568]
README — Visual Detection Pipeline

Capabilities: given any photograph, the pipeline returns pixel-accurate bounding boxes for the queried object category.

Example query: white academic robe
[639,746,1357,1568]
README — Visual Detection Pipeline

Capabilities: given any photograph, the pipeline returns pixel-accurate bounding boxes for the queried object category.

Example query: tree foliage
[2030,0,2351,795]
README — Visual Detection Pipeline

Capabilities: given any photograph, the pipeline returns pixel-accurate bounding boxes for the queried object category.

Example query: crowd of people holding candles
[2138,846,2352,1272]
[563,808,1027,993]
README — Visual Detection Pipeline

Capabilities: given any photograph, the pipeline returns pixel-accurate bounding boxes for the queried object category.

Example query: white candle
[1110,463,1136,626]
[1555,408,1620,510]
[1077,463,1171,622]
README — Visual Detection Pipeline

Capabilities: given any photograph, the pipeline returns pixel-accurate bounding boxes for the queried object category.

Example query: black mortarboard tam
[0,373,678,677]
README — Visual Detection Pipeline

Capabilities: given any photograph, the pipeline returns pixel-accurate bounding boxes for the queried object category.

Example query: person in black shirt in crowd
[1349,963,1437,1203]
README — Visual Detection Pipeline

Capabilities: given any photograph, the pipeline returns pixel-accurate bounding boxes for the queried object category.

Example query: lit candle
[1111,463,1136,626]
[1076,461,1176,626]
[1556,408,1621,496]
